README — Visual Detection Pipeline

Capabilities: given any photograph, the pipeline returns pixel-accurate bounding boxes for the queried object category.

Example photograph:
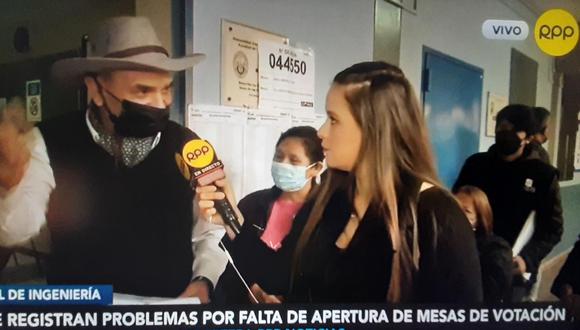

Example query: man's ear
[84,76,103,106]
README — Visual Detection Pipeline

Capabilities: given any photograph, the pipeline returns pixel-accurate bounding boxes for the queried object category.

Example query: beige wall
[0,0,136,64]
[135,0,173,53]
[0,0,174,64]
[399,0,557,152]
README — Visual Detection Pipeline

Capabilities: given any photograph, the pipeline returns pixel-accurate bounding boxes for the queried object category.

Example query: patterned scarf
[86,109,160,167]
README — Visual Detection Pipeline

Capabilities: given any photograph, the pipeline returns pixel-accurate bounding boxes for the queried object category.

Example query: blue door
[422,48,483,188]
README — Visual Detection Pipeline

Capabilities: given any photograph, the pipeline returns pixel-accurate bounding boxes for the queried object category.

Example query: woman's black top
[291,185,483,303]
[216,186,312,303]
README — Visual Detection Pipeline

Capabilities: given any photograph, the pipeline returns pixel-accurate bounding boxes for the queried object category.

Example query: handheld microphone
[178,139,242,235]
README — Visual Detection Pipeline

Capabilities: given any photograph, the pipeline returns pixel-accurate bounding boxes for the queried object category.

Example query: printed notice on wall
[258,41,315,112]
[243,108,292,196]
[221,20,288,109]
[486,92,508,137]
[291,111,326,130]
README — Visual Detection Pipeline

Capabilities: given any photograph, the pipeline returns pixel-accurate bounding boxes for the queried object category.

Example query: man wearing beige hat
[0,16,228,302]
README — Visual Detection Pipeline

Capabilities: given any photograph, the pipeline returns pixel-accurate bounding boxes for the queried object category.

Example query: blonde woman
[289,61,482,303]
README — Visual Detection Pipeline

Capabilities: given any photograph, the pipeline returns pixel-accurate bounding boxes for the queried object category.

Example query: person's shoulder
[238,187,280,224]
[238,187,280,211]
[418,185,457,208]
[239,187,278,205]
[164,121,200,140]
[458,152,491,174]
[38,111,85,132]
[465,151,491,164]
[418,185,469,228]
[522,157,558,179]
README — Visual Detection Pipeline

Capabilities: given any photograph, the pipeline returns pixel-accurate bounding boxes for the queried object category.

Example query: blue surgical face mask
[271,161,317,192]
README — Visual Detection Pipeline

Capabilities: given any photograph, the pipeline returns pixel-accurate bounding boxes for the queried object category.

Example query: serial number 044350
[268,53,307,75]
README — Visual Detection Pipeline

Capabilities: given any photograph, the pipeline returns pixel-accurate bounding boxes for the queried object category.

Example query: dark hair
[495,104,535,136]
[276,126,324,163]
[333,61,404,83]
[456,185,493,237]
[532,107,550,135]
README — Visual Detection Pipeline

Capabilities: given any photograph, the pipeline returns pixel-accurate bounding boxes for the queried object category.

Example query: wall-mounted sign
[221,20,288,109]
[26,80,42,122]
[486,92,508,137]
[258,41,315,112]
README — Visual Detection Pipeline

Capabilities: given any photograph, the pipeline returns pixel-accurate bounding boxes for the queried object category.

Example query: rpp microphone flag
[177,138,242,235]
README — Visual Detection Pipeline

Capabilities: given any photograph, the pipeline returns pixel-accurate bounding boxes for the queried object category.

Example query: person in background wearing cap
[0,16,229,302]
[453,104,563,302]
[529,106,551,164]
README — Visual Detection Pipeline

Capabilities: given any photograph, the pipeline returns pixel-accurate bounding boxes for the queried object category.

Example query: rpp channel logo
[535,9,579,56]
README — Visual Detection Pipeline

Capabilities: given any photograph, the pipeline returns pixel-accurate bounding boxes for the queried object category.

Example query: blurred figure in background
[216,126,325,304]
[455,185,512,302]
[529,106,551,164]
[454,104,563,302]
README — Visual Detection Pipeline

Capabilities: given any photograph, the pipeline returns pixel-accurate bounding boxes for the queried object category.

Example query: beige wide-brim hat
[52,16,205,85]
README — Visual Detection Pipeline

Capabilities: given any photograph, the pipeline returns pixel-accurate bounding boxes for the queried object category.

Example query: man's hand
[196,178,244,239]
[512,256,527,275]
[4,99,33,133]
[0,120,30,190]
[179,279,211,304]
[250,283,283,304]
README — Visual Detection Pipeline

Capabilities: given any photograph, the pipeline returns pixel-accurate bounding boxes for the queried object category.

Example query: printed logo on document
[233,51,249,78]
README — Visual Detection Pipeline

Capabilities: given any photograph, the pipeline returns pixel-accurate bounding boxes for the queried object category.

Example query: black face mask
[97,83,170,138]
[495,130,523,156]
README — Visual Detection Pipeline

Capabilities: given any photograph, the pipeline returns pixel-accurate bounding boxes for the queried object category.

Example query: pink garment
[260,199,303,251]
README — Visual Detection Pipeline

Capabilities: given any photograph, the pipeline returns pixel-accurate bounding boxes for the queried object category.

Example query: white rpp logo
[482,20,529,40]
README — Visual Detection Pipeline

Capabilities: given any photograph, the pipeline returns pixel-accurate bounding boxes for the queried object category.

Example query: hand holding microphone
[196,178,241,228]
[179,139,243,235]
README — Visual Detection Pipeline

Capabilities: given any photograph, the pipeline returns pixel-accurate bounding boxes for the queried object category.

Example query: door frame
[421,46,484,113]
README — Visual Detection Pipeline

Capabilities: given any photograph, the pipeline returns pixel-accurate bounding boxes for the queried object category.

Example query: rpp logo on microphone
[482,20,529,40]
[182,139,215,168]
[535,9,579,56]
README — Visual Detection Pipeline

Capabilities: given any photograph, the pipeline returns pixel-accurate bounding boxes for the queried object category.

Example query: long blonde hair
[293,61,440,302]
[456,185,494,237]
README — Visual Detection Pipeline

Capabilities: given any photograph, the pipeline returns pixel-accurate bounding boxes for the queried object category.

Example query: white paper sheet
[512,211,536,257]
[291,112,326,130]
[243,108,292,197]
[258,41,315,112]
